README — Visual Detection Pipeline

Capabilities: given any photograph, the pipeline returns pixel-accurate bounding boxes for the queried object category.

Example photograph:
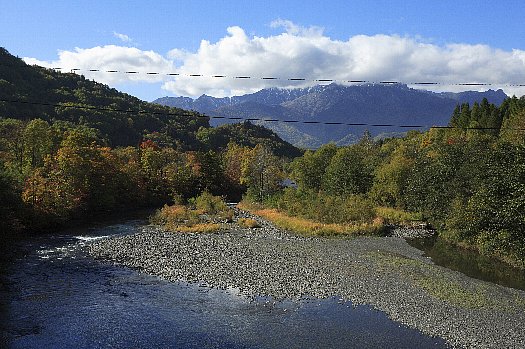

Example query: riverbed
[0,219,448,349]
[87,211,525,348]
[2,213,525,348]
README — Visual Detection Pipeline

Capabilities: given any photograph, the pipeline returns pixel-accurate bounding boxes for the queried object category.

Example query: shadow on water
[0,220,449,349]
[407,236,525,291]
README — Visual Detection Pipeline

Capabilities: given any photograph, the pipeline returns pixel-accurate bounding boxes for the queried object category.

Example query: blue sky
[2,0,525,100]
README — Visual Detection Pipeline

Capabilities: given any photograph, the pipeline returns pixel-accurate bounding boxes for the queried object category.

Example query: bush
[150,192,234,232]
[268,189,376,225]
[375,206,423,225]
[149,204,200,231]
[193,191,229,215]
[342,195,376,223]
[238,218,260,228]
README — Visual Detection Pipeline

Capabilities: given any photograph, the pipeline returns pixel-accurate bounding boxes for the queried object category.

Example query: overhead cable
[1,98,523,132]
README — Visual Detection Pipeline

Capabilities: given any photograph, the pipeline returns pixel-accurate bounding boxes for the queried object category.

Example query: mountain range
[154,84,508,148]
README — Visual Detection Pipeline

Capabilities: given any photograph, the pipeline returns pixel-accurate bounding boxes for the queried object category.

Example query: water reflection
[0,221,448,348]
[407,236,525,291]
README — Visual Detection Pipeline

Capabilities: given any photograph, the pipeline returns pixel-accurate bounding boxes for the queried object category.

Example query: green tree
[0,118,25,178]
[242,144,283,202]
[449,104,461,127]
[322,145,373,196]
[369,143,414,207]
[291,143,337,191]
[23,119,53,172]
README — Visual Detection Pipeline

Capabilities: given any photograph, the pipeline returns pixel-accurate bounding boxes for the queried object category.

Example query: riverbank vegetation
[243,96,525,268]
[150,192,233,233]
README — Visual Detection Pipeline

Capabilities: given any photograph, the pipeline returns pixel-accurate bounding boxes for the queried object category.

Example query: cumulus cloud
[270,19,325,37]
[162,23,525,97]
[24,21,525,98]
[24,45,174,85]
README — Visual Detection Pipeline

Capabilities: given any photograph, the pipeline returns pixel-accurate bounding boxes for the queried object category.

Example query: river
[407,236,525,291]
[0,218,449,348]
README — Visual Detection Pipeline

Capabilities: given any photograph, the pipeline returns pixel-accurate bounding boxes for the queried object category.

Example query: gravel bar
[88,210,525,348]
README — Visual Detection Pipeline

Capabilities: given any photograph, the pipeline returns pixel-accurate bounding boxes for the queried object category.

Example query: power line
[1,98,523,132]
[11,63,525,88]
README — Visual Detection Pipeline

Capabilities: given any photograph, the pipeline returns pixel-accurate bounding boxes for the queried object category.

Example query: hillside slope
[0,47,299,156]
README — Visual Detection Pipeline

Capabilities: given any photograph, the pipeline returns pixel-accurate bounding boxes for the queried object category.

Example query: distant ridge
[154,84,508,148]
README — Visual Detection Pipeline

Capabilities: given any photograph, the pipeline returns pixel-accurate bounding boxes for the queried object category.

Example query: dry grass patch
[237,218,260,228]
[249,208,384,236]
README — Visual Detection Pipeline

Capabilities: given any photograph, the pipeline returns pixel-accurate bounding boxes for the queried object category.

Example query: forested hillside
[268,95,525,267]
[0,48,209,149]
[0,48,299,233]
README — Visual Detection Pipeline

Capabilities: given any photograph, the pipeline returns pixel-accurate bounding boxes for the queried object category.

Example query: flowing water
[407,236,525,291]
[0,219,448,349]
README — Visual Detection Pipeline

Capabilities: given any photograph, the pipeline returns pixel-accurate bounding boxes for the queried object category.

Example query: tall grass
[238,204,385,237]
[375,206,424,225]
[262,188,376,225]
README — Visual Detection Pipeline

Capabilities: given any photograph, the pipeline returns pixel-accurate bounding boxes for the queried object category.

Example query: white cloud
[24,45,174,85]
[113,31,133,43]
[270,19,324,37]
[23,21,525,98]
[161,23,525,97]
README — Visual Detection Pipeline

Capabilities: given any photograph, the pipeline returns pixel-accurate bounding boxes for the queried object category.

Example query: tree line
[0,117,289,232]
[0,47,299,233]
[275,96,525,268]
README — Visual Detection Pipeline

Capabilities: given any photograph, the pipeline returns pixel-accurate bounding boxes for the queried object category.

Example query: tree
[0,118,25,178]
[164,151,201,200]
[449,104,461,127]
[0,162,24,233]
[54,126,118,212]
[196,150,225,195]
[23,119,53,172]
[21,159,79,219]
[291,143,337,192]
[140,143,183,201]
[500,108,525,145]
[322,145,373,196]
[241,144,283,202]
[223,142,251,200]
[369,143,414,207]
[451,103,472,129]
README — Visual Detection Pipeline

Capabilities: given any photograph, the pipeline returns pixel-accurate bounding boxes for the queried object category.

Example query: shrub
[194,191,230,215]
[149,204,200,231]
[342,195,376,222]
[150,192,233,233]
[267,189,376,225]
[375,207,423,225]
[238,218,260,228]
